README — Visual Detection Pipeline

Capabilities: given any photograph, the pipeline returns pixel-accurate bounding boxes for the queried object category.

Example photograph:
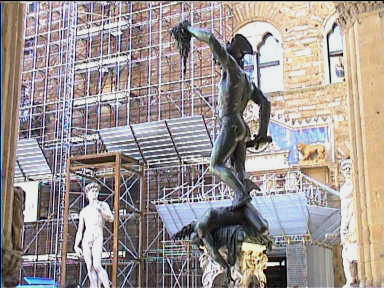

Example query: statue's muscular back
[219,71,249,115]
[218,62,254,142]
[219,69,254,116]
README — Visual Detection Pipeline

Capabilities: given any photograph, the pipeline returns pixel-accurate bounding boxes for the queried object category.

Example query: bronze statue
[172,20,272,210]
[172,198,270,284]
[171,20,272,286]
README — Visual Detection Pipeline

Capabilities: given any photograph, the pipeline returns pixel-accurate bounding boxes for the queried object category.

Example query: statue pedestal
[199,242,268,288]
[2,248,23,287]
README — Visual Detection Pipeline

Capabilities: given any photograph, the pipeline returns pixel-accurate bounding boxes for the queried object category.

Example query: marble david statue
[339,159,358,288]
[74,182,114,288]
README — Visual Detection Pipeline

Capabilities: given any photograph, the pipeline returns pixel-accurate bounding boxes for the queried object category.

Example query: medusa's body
[175,201,269,283]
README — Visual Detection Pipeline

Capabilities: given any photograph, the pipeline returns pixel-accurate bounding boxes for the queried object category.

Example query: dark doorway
[266,256,287,287]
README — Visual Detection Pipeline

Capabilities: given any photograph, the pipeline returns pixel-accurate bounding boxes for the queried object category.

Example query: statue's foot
[230,194,251,210]
[230,179,259,210]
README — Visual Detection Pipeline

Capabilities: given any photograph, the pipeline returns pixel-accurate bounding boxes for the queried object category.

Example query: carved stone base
[199,243,268,288]
[2,248,23,288]
[3,186,25,287]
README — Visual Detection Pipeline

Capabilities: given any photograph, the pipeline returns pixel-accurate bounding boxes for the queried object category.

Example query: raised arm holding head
[173,20,239,74]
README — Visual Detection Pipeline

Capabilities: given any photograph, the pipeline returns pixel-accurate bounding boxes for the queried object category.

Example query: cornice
[335,1,384,30]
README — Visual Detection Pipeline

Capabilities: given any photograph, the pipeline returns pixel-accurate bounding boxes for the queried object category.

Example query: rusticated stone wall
[227,2,336,89]
[335,2,384,286]
[226,1,351,161]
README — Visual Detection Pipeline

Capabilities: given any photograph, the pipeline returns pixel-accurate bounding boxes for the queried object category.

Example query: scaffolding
[154,169,340,243]
[61,152,143,287]
[18,2,233,287]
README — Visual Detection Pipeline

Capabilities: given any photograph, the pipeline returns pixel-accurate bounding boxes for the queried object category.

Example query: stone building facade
[335,2,384,287]
[225,1,384,287]
[227,1,350,162]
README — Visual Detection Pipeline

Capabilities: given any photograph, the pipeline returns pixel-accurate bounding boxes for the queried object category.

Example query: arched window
[237,22,283,93]
[325,22,344,84]
[257,33,281,92]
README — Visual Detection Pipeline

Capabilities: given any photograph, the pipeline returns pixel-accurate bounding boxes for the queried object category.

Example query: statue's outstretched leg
[229,181,256,210]
[230,142,251,208]
[210,127,247,206]
[229,178,260,211]
[230,142,247,184]
[229,142,263,210]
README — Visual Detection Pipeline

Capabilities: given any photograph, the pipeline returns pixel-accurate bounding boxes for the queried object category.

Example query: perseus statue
[171,20,272,210]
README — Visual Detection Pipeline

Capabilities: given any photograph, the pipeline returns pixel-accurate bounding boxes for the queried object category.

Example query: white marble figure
[199,244,267,288]
[199,248,227,288]
[199,247,243,288]
[339,159,358,288]
[74,182,114,288]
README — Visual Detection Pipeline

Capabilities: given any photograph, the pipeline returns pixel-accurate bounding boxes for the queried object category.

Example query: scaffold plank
[14,138,52,182]
[99,115,212,165]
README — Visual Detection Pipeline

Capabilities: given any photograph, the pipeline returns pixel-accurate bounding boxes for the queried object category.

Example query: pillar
[335,2,384,287]
[1,2,25,287]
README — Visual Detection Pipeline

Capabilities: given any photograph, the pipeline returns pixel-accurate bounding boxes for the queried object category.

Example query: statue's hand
[74,246,82,256]
[226,266,235,284]
[247,134,272,149]
[172,20,191,39]
[341,224,349,238]
[180,20,191,32]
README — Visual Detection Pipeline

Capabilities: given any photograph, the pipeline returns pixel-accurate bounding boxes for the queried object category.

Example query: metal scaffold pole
[59,1,77,285]
[18,2,233,287]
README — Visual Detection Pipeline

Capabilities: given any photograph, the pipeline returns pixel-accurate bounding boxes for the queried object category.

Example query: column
[1,2,25,287]
[335,2,384,286]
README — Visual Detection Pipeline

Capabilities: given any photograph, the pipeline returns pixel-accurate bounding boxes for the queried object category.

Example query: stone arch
[236,21,283,93]
[229,2,337,42]
[322,13,339,35]
[230,2,286,37]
